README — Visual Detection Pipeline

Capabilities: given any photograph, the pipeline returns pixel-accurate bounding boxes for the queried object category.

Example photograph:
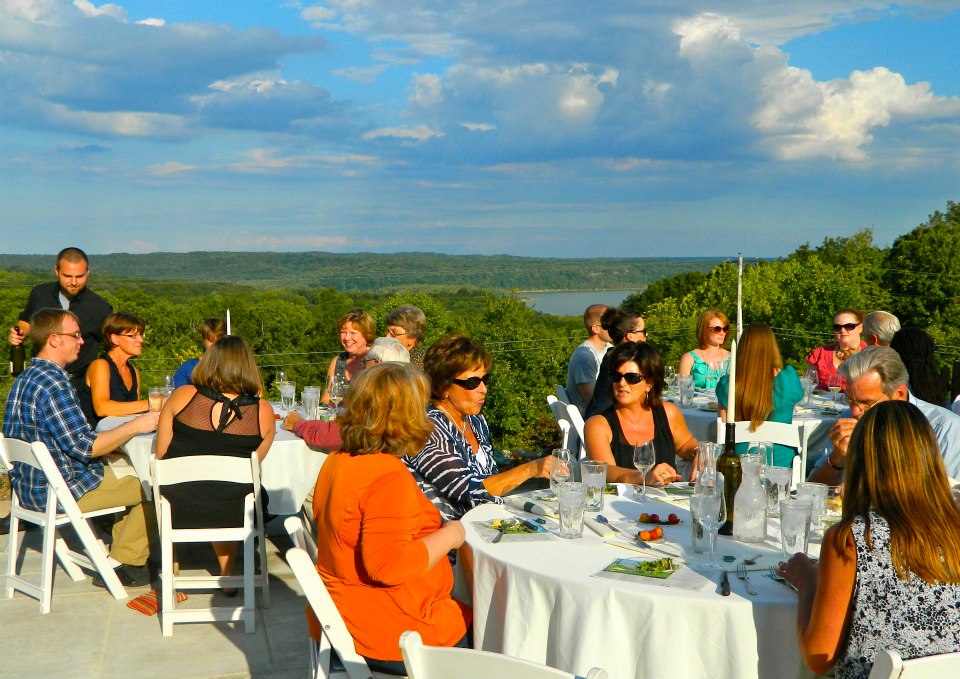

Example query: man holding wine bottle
[8,247,112,424]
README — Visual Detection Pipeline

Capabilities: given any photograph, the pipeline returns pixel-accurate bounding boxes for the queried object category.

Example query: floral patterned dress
[838,512,960,679]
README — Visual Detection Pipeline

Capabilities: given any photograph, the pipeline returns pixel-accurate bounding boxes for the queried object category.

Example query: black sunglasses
[833,323,860,332]
[709,325,730,333]
[452,374,491,390]
[609,371,645,385]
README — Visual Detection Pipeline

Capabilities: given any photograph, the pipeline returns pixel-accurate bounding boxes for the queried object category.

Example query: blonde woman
[322,308,376,404]
[716,323,803,467]
[778,401,960,678]
[679,309,731,389]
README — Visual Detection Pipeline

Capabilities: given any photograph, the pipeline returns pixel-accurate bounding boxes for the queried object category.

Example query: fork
[768,566,798,592]
[736,562,757,596]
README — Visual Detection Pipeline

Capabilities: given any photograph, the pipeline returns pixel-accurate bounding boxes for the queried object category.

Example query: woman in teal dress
[679,309,731,389]
[716,323,804,468]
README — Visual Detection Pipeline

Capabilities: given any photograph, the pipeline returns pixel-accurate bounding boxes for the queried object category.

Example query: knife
[720,570,731,596]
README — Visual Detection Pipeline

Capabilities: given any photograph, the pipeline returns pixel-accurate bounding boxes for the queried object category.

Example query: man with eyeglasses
[3,308,161,587]
[808,346,960,484]
[565,304,612,415]
[8,248,112,419]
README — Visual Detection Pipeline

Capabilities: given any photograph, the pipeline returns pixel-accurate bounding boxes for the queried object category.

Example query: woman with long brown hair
[716,323,803,467]
[778,400,960,678]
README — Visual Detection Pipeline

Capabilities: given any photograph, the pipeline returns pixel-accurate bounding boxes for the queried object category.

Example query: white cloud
[362,124,443,142]
[409,73,443,108]
[333,63,390,82]
[148,161,197,176]
[72,0,125,21]
[136,17,163,27]
[461,122,495,132]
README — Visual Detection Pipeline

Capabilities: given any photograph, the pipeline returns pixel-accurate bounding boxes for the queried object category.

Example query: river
[519,290,636,317]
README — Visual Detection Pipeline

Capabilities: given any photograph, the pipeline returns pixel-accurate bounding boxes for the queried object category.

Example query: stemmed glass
[327,375,347,410]
[633,440,656,500]
[827,373,843,407]
[804,367,818,390]
[665,366,677,398]
[696,487,727,569]
[549,448,573,495]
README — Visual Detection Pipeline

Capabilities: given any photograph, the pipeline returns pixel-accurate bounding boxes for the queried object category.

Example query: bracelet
[828,454,845,471]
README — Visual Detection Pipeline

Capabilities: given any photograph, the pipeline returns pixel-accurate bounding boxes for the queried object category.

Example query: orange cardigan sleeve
[359,468,432,586]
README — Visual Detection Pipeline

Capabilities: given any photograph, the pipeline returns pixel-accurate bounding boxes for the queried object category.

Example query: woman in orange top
[310,362,470,674]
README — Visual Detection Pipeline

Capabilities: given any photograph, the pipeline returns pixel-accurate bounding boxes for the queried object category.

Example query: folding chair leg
[69,516,126,601]
[4,515,22,601]
[54,538,85,582]
[243,533,255,634]
[39,515,57,614]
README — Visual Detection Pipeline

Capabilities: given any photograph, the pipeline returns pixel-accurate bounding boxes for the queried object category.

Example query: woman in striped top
[405,334,559,520]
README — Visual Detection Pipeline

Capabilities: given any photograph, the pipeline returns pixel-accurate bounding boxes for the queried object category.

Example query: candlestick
[226,309,231,335]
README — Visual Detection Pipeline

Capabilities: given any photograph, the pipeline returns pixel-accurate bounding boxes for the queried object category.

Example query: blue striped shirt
[3,358,100,511]
[405,407,502,520]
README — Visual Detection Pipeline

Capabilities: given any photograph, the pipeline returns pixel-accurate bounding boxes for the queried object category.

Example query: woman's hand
[647,462,680,486]
[283,411,302,432]
[532,454,565,480]
[439,519,466,549]
[777,552,818,591]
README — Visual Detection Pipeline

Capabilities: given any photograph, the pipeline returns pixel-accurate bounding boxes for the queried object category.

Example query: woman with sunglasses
[807,308,866,391]
[84,312,150,424]
[679,309,731,389]
[405,333,559,520]
[584,342,699,485]
[716,324,804,467]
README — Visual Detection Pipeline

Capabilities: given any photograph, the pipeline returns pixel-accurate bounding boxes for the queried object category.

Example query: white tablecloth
[99,417,325,516]
[463,491,820,679]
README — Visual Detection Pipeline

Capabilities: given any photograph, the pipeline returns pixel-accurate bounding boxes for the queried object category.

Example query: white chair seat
[714,419,811,485]
[1,435,128,613]
[868,648,960,678]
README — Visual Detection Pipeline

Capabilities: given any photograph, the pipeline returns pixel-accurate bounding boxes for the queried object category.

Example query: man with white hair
[809,346,960,483]
[363,336,410,366]
[861,310,900,347]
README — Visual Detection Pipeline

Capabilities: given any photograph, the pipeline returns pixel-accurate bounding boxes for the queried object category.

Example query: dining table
[97,413,327,517]
[461,485,822,679]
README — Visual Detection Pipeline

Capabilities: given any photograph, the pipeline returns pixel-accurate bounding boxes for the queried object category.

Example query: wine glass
[827,373,843,407]
[696,488,727,569]
[665,366,677,397]
[633,440,656,500]
[327,375,347,410]
[804,367,818,389]
[549,448,573,495]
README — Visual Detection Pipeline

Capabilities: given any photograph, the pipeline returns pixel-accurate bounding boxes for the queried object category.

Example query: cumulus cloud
[362,124,444,142]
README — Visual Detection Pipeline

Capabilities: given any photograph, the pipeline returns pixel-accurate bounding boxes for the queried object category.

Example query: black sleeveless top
[105,354,139,403]
[600,403,677,469]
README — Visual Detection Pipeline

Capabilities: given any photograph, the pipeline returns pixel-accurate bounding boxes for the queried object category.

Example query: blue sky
[2,1,959,258]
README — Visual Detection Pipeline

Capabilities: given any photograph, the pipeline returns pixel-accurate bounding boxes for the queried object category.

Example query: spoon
[742,553,764,566]
[596,515,626,537]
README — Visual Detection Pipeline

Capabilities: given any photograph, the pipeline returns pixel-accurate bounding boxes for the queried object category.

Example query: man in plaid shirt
[4,308,161,587]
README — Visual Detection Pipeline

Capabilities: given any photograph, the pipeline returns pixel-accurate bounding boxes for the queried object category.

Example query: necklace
[436,401,468,437]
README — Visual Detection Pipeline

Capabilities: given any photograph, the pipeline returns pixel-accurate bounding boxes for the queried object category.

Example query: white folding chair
[285,547,397,679]
[1,435,128,613]
[714,420,811,485]
[546,396,572,451]
[400,630,607,679]
[554,385,571,405]
[565,402,586,459]
[283,514,317,561]
[153,452,269,636]
[868,648,960,678]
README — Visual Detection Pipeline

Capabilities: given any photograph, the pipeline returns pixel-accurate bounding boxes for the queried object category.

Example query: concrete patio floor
[0,520,313,679]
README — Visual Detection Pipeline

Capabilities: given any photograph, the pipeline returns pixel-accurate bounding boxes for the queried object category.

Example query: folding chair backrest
[285,547,377,679]
[564,403,586,459]
[868,648,960,679]
[155,454,255,488]
[546,396,572,451]
[400,630,607,679]
[554,385,571,405]
[714,419,810,484]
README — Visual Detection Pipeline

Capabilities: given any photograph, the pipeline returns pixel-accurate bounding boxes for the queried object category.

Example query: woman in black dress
[156,335,276,581]
[85,312,149,424]
[584,342,698,485]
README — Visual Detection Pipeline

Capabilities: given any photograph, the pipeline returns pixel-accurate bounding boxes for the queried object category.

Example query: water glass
[779,498,813,557]
[580,461,607,512]
[763,465,792,517]
[148,387,164,412]
[557,481,587,538]
[799,377,814,406]
[278,381,296,410]
[679,376,695,407]
[795,481,829,529]
[302,387,321,420]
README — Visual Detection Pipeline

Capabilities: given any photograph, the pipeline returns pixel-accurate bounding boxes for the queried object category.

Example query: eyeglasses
[451,374,491,390]
[609,371,645,385]
[833,323,860,332]
[709,325,730,333]
[386,328,407,338]
[54,331,82,340]
[630,327,647,336]
[361,357,380,367]
[848,394,890,413]
[120,332,144,340]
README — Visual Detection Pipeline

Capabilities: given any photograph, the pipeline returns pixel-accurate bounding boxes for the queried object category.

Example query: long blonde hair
[734,323,781,431]
[841,400,960,584]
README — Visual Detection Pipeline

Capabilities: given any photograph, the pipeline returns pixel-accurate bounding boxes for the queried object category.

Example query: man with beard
[8,247,112,425]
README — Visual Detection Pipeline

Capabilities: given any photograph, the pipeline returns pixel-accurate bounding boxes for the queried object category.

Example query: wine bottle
[10,327,25,376]
[716,421,741,535]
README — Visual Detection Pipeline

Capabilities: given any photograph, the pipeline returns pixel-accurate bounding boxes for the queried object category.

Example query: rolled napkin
[503,497,559,518]
[584,516,618,537]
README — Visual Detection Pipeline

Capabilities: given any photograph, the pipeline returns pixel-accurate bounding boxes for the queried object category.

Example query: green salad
[606,557,677,579]
[491,519,538,535]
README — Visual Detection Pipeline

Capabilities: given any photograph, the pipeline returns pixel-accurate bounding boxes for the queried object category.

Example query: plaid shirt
[2,358,101,511]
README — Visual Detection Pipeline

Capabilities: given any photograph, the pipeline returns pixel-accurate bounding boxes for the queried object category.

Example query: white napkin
[503,497,559,518]
[584,516,617,537]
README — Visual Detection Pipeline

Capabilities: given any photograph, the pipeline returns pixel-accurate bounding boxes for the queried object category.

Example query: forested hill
[0,252,721,292]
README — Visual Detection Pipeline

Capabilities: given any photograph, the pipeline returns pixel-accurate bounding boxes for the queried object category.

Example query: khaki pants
[76,468,156,566]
